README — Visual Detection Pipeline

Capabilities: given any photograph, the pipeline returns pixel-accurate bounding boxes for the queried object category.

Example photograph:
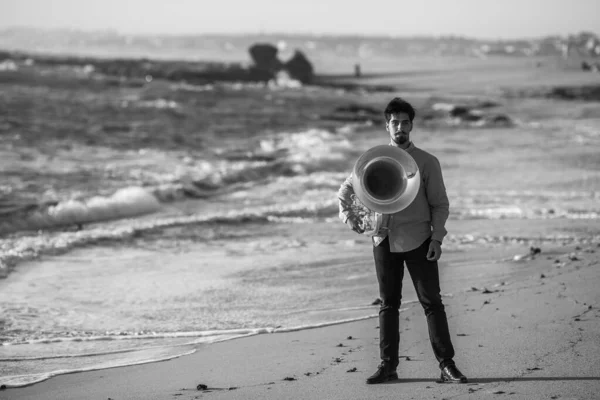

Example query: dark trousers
[373,236,455,370]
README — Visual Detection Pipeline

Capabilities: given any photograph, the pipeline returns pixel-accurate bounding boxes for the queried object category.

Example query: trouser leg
[373,237,405,369]
[405,237,455,369]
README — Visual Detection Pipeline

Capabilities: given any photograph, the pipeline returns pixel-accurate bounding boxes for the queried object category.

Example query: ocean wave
[0,187,161,236]
[0,199,339,278]
[453,207,600,220]
[1,127,357,237]
[1,327,275,349]
[0,314,389,389]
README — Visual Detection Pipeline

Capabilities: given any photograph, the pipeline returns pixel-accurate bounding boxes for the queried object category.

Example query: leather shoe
[366,363,398,384]
[440,365,467,383]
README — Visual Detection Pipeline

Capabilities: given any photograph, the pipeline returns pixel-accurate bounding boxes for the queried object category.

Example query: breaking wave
[0,314,391,388]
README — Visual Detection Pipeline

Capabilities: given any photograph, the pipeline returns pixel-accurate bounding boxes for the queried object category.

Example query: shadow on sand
[384,376,600,384]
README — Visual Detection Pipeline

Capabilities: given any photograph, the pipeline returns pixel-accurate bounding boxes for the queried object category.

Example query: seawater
[1,88,600,387]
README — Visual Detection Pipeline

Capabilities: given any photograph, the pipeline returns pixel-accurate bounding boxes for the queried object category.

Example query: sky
[0,0,598,39]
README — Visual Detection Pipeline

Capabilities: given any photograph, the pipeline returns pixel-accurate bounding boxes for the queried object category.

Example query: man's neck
[390,140,412,150]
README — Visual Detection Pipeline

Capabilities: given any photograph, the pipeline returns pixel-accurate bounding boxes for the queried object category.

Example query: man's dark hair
[384,97,416,122]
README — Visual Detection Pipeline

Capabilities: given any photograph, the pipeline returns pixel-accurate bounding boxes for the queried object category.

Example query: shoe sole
[436,374,468,384]
[366,373,399,384]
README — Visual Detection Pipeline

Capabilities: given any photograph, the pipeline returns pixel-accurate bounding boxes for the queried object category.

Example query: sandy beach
[3,231,599,400]
[2,28,600,400]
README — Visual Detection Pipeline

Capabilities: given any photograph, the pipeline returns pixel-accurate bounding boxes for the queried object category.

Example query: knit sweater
[338,141,449,252]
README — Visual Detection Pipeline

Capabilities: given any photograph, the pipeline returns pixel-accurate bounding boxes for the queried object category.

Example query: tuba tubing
[349,145,421,235]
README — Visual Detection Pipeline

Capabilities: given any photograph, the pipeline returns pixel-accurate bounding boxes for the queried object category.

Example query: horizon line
[2,25,598,43]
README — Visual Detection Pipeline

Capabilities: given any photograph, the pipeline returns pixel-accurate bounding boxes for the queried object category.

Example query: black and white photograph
[1,0,599,399]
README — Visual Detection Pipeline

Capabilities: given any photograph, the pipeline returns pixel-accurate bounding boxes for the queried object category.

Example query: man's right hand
[346,216,365,234]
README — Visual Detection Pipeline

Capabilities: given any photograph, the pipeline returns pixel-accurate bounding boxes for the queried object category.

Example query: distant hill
[0,27,598,65]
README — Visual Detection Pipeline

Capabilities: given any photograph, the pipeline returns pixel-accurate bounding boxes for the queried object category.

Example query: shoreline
[3,240,599,400]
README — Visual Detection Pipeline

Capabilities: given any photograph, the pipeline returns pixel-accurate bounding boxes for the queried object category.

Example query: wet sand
[4,231,599,400]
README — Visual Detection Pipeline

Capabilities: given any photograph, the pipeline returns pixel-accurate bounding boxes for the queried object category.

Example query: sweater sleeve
[337,173,355,224]
[425,157,449,243]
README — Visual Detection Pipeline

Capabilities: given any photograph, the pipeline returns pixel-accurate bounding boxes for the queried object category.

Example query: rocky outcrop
[247,43,315,84]
[283,50,314,84]
[248,43,283,76]
[426,102,514,128]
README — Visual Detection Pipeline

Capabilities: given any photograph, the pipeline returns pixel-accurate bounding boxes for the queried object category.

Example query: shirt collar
[389,140,415,153]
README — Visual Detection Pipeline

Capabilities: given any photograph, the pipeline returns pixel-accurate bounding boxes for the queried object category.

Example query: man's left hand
[426,240,442,261]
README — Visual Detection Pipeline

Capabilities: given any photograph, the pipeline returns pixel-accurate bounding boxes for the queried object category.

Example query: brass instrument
[349,145,421,236]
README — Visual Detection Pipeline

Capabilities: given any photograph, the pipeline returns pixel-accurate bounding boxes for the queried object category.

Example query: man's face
[386,112,412,147]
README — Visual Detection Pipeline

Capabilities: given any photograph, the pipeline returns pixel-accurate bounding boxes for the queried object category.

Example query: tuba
[349,145,421,236]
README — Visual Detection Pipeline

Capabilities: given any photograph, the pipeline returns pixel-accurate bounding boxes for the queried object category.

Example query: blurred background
[1,0,599,388]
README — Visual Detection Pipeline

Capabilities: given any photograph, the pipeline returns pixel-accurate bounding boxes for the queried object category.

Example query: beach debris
[304,372,312,376]
[568,253,580,261]
[482,288,497,294]
[405,356,412,361]
[347,367,358,373]
[283,376,296,381]
[196,384,208,390]
[336,343,345,347]
[334,357,343,363]
[540,274,546,278]
[483,300,491,305]
[468,287,479,292]
[530,246,541,256]
[371,298,382,305]
[457,333,469,336]
[492,390,506,394]
[346,336,353,340]
[526,367,542,371]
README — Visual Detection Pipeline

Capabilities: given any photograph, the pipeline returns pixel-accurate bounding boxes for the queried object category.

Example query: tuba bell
[349,145,421,236]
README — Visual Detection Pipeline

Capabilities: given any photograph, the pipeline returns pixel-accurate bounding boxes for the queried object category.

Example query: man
[337,97,467,384]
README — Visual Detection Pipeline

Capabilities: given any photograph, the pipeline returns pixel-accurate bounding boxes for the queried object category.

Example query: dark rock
[449,105,471,118]
[460,112,483,122]
[196,384,208,390]
[248,43,282,75]
[486,114,513,126]
[582,61,592,71]
[283,50,314,84]
[477,100,500,108]
[530,247,541,256]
